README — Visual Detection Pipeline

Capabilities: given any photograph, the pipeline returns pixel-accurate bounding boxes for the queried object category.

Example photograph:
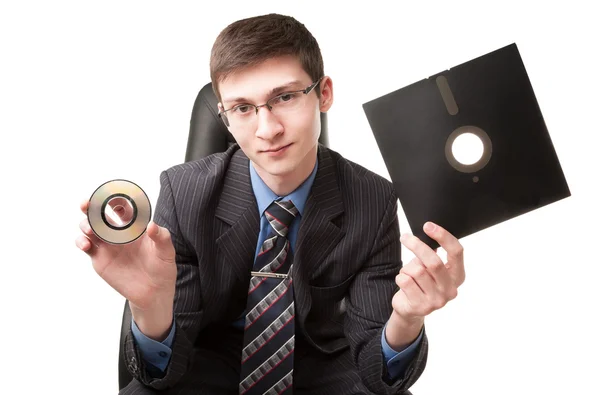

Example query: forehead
[219,56,311,105]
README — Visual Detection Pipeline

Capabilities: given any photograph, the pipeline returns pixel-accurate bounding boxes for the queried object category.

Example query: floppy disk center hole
[452,133,484,165]
[445,125,492,175]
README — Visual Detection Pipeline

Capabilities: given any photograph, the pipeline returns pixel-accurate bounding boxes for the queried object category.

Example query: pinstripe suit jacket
[123,144,428,394]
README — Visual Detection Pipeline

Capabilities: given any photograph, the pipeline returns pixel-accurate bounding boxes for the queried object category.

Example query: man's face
[218,56,328,180]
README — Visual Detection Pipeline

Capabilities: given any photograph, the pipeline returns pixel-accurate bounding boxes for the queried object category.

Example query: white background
[1,1,598,394]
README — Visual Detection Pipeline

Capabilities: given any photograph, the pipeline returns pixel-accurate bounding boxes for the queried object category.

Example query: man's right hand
[75,199,177,341]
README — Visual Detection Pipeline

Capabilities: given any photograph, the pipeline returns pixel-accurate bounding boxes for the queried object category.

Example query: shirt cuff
[130,317,176,372]
[381,321,424,379]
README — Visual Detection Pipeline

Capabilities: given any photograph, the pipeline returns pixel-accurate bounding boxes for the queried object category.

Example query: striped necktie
[239,199,298,395]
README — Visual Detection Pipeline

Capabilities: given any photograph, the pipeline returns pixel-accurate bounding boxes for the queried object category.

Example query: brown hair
[210,13,324,102]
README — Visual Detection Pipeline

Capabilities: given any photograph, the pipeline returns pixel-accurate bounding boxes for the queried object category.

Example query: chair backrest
[118,82,330,390]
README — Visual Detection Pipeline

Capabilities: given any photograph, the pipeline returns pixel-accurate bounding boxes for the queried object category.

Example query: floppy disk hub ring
[445,125,492,175]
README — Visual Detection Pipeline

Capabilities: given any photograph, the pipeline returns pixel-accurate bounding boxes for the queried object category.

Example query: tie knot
[265,199,298,236]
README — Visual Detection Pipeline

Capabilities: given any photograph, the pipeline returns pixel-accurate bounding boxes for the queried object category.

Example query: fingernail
[424,222,436,232]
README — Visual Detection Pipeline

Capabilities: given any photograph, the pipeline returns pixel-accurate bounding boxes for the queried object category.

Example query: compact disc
[87,179,152,244]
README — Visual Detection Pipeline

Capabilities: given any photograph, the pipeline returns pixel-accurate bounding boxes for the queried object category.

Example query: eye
[232,105,253,114]
[272,92,300,105]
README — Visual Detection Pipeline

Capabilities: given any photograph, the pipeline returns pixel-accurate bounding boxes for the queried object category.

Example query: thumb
[147,221,171,245]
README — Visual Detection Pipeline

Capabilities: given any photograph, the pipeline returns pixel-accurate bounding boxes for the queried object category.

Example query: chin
[260,161,297,177]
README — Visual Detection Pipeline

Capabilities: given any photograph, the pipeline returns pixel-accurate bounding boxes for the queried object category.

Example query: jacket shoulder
[161,144,240,182]
[325,146,396,199]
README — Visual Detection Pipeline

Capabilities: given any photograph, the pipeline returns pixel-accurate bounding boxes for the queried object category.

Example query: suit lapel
[293,146,345,323]
[213,145,345,325]
[215,148,260,284]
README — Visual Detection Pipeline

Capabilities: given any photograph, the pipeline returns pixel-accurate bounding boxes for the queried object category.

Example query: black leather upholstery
[118,82,330,390]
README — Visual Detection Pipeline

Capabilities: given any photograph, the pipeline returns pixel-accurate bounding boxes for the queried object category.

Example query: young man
[76,13,465,395]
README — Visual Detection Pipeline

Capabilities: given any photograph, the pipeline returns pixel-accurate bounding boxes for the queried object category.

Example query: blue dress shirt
[132,157,423,380]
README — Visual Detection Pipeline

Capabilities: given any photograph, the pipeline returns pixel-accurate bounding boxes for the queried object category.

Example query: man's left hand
[385,221,466,351]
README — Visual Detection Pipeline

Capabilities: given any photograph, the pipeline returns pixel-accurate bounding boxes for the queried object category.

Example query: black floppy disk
[362,43,570,249]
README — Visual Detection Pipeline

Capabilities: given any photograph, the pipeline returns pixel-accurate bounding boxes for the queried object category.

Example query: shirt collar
[249,158,318,218]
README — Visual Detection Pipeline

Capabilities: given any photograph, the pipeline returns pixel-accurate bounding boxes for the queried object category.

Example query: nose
[254,106,283,140]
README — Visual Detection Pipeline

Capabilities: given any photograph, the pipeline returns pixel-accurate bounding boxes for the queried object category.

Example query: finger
[79,217,94,237]
[423,222,463,261]
[415,257,457,303]
[80,199,90,215]
[147,222,172,246]
[401,229,459,295]
[402,258,455,312]
[413,253,455,296]
[400,232,444,277]
[423,222,465,286]
[147,222,175,261]
[401,257,437,295]
[79,218,104,249]
[395,271,425,305]
[75,235,96,255]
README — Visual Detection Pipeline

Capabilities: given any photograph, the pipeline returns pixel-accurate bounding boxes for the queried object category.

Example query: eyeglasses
[218,77,324,129]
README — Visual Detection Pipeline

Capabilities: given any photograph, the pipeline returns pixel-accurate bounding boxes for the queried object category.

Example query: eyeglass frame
[217,76,324,128]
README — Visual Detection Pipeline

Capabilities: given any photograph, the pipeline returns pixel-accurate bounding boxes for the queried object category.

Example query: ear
[319,76,334,112]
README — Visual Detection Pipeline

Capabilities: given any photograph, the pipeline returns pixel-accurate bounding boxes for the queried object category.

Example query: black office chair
[118,82,330,390]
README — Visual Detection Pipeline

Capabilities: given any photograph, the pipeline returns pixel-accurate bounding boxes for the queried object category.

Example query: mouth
[261,143,292,154]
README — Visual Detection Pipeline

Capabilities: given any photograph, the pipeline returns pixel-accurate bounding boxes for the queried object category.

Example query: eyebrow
[222,80,304,106]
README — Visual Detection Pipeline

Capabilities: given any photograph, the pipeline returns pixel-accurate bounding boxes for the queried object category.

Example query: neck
[253,145,317,196]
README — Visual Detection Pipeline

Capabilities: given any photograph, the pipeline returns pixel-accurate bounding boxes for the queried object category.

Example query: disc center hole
[104,196,135,228]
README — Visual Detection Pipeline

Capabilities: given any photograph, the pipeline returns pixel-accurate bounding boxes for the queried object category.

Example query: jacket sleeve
[344,189,428,394]
[123,170,204,390]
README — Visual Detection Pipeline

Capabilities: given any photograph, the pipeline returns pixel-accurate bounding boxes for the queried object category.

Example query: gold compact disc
[87,179,152,244]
